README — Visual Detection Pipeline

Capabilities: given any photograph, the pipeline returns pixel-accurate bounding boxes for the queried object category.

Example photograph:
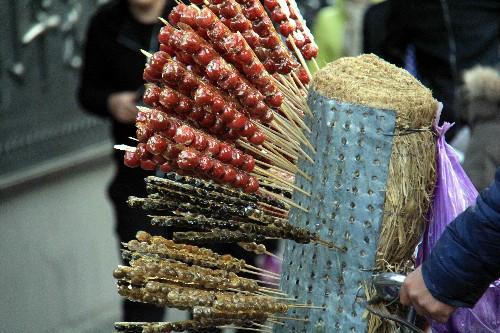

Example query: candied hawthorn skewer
[206,0,300,76]
[173,6,283,109]
[158,23,274,124]
[263,0,318,60]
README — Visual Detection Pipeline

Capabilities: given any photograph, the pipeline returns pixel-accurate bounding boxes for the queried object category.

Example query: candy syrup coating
[146,134,168,155]
[124,151,141,168]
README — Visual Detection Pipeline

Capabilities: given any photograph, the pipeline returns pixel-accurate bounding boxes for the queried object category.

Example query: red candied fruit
[244,176,259,193]
[271,8,287,22]
[146,134,168,155]
[176,149,200,170]
[296,67,310,85]
[124,151,140,168]
[158,26,174,45]
[192,133,208,151]
[200,112,217,128]
[301,43,319,60]
[261,35,280,49]
[230,149,245,167]
[205,138,221,156]
[237,49,253,64]
[242,154,255,172]
[244,61,265,78]
[140,158,157,171]
[222,166,237,183]
[209,160,226,179]
[160,162,173,173]
[194,86,214,106]
[217,143,234,163]
[209,117,225,135]
[261,109,275,123]
[189,107,206,122]
[136,126,154,143]
[159,89,179,108]
[249,131,265,145]
[244,3,264,21]
[149,51,170,72]
[195,47,217,66]
[242,30,260,48]
[175,98,192,114]
[241,121,257,137]
[173,125,195,145]
[152,154,166,166]
[264,0,278,10]
[206,60,225,81]
[252,101,268,117]
[234,171,250,188]
[165,143,182,158]
[229,113,247,129]
[165,120,179,138]
[197,156,214,173]
[230,14,252,31]
[211,97,225,113]
[162,62,183,84]
[243,92,261,107]
[136,110,149,123]
[168,6,182,25]
[220,2,238,18]
[221,106,236,123]
[196,9,217,29]
[159,43,175,55]
[266,91,283,108]
[143,85,161,107]
[279,21,296,37]
[253,19,271,37]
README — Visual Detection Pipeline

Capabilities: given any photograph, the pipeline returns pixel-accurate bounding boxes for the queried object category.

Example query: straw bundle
[311,54,437,332]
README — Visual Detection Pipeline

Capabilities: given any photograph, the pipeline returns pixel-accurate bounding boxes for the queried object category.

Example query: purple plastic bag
[417,115,500,332]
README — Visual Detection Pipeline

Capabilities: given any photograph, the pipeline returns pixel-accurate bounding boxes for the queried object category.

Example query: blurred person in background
[461,65,500,191]
[78,0,175,322]
[363,0,500,140]
[314,0,384,68]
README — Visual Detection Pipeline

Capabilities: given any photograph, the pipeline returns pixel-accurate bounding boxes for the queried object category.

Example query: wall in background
[0,158,121,333]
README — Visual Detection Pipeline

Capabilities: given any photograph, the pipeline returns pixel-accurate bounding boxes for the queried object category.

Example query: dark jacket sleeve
[422,168,500,308]
[77,14,116,118]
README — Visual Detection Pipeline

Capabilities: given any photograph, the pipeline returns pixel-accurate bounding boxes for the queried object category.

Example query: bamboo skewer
[236,140,298,175]
[218,326,271,333]
[254,167,310,197]
[289,304,326,310]
[252,322,274,330]
[259,188,308,213]
[254,159,311,183]
[271,316,310,322]
[267,319,285,326]
[312,58,321,72]
[246,264,281,277]
[241,268,281,280]
[273,113,315,154]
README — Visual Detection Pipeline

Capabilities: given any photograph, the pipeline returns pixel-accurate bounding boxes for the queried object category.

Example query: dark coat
[369,0,500,139]
[422,168,500,307]
[77,0,174,161]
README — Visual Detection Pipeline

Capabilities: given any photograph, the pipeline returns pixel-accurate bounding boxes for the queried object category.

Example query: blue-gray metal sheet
[275,90,396,333]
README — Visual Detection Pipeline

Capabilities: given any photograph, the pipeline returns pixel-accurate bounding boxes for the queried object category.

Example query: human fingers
[399,283,410,306]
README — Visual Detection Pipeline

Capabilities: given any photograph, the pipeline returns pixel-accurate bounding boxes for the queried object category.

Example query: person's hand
[400,266,456,323]
[107,91,139,124]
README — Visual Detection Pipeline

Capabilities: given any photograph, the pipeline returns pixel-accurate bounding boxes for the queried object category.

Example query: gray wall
[0,158,121,333]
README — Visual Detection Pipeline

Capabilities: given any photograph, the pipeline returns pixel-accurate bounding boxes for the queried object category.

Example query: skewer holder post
[275,90,396,332]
